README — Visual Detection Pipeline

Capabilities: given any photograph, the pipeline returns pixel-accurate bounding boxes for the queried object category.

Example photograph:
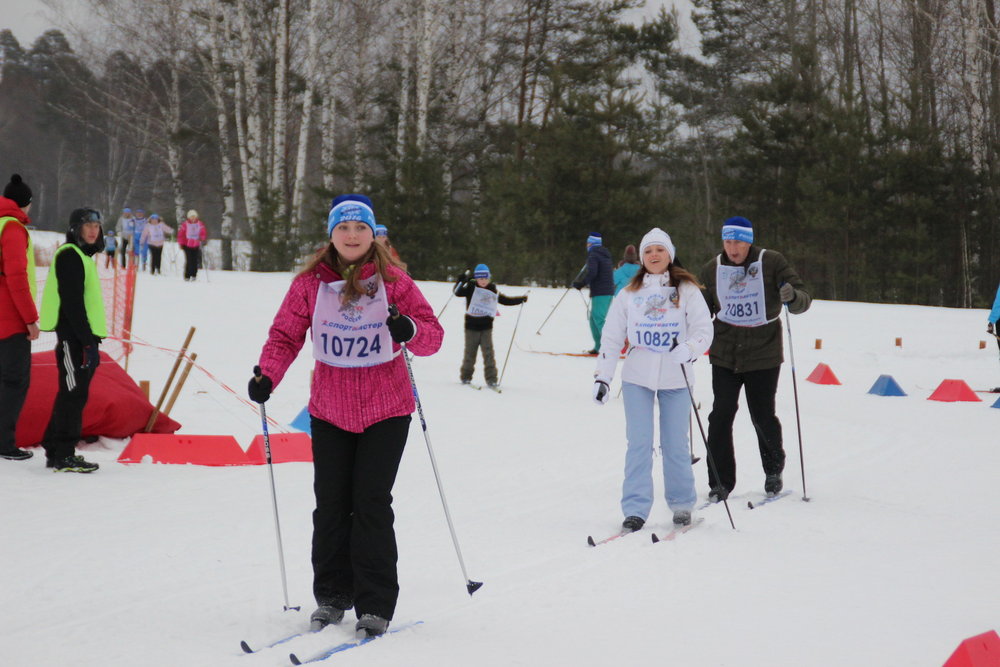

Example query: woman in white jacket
[593,228,714,530]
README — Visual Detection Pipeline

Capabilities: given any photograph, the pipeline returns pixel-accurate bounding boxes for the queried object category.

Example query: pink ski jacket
[257,262,443,433]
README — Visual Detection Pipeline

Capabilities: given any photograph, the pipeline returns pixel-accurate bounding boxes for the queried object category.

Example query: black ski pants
[182,246,200,280]
[310,414,410,621]
[42,338,97,461]
[149,246,163,274]
[706,364,784,493]
[0,334,31,452]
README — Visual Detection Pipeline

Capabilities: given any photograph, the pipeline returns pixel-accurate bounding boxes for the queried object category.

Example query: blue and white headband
[721,216,754,244]
[327,195,376,236]
[587,233,602,246]
[473,263,490,279]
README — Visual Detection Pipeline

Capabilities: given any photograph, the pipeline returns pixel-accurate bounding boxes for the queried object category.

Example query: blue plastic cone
[867,374,907,397]
[289,406,312,434]
[992,395,1000,409]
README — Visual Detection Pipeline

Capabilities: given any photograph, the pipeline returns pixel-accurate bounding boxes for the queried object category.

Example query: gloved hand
[520,295,529,304]
[593,380,610,405]
[572,281,584,290]
[81,345,100,369]
[989,322,995,335]
[462,268,472,280]
[248,366,273,403]
[386,312,416,343]
[779,282,796,304]
[667,342,692,364]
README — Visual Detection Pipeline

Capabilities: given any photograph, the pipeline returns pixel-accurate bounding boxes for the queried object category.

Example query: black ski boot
[356,614,389,638]
[621,515,645,532]
[764,473,783,496]
[672,510,692,526]
[708,486,729,503]
[309,595,351,631]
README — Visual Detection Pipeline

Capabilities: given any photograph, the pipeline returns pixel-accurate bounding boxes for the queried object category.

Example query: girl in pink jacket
[249,194,443,639]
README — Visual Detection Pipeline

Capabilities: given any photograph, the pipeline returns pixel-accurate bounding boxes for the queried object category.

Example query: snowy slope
[2,261,999,667]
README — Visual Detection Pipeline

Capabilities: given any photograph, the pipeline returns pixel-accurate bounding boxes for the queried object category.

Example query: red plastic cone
[805,363,841,385]
[943,630,1000,667]
[927,379,982,403]
[118,434,248,466]
[245,432,313,464]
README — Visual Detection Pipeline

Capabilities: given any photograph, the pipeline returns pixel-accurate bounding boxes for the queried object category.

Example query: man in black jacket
[454,263,527,388]
[572,232,614,355]
[37,208,107,473]
[699,216,811,500]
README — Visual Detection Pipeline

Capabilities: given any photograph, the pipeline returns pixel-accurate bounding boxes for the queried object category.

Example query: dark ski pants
[705,364,784,493]
[310,414,410,621]
[119,238,130,267]
[0,334,31,451]
[149,245,163,274]
[42,338,97,461]
[182,246,200,280]
[460,328,497,384]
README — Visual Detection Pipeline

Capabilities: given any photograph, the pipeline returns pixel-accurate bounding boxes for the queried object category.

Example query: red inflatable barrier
[943,630,1000,667]
[245,432,313,464]
[118,433,247,466]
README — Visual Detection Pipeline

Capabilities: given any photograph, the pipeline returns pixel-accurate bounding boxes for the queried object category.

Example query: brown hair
[626,262,703,293]
[299,240,404,304]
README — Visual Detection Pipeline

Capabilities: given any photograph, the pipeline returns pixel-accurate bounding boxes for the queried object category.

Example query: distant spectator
[103,230,117,269]
[988,282,1000,390]
[131,208,149,271]
[140,214,173,275]
[116,208,134,267]
[178,209,207,281]
[374,224,406,270]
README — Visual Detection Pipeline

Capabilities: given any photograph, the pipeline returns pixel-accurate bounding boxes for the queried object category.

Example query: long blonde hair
[300,240,405,304]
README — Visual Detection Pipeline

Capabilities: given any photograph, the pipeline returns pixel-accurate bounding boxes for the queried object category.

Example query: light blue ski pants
[621,382,697,519]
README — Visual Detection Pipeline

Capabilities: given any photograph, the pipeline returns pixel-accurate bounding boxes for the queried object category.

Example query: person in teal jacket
[988,283,1000,389]
[613,244,639,295]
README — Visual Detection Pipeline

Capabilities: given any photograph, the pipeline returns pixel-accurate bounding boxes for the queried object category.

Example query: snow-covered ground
[2,256,999,666]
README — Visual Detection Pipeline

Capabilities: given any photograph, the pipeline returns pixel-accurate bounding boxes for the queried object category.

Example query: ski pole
[389,305,483,596]
[680,364,735,530]
[498,290,529,387]
[436,291,455,319]
[252,366,299,612]
[536,264,586,335]
[784,303,810,502]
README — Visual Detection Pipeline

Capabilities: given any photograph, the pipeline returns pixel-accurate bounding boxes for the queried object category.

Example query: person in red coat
[177,209,207,281]
[249,194,443,639]
[0,174,40,461]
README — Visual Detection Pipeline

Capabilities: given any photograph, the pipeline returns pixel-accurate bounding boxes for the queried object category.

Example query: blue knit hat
[327,194,376,236]
[473,263,490,279]
[122,207,131,213]
[722,216,754,244]
[587,232,602,247]
[374,224,388,237]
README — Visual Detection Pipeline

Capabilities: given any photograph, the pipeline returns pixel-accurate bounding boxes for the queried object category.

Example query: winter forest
[2,0,1000,307]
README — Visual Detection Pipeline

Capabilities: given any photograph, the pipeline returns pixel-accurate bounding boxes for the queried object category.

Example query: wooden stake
[895,337,902,347]
[139,380,150,399]
[814,339,822,349]
[162,352,197,418]
[144,326,196,432]
[980,340,987,349]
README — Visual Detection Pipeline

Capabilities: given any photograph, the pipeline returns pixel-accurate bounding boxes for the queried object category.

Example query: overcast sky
[1,0,55,47]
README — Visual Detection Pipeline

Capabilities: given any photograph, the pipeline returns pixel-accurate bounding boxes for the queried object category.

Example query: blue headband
[473,263,490,279]
[327,194,376,236]
[721,216,754,244]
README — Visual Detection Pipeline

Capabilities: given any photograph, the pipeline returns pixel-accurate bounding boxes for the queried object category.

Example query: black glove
[593,380,610,405]
[463,268,473,279]
[572,281,584,290]
[779,282,796,304]
[81,345,100,369]
[386,312,416,343]
[989,322,995,335]
[520,295,529,304]
[249,366,273,403]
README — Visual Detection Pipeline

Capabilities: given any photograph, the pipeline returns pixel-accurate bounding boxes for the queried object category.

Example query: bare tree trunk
[414,0,434,152]
[321,92,336,193]
[292,0,321,237]
[395,0,414,188]
[210,0,237,270]
[237,0,262,230]
[272,0,290,221]
[166,61,186,226]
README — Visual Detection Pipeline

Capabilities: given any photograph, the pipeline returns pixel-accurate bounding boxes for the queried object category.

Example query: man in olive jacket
[699,216,811,501]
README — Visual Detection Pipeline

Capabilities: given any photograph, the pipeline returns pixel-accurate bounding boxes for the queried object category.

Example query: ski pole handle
[253,364,263,382]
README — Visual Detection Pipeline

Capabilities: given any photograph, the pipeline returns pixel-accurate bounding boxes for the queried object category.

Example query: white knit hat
[639,227,675,261]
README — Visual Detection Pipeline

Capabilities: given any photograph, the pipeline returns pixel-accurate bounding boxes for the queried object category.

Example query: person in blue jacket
[572,232,614,354]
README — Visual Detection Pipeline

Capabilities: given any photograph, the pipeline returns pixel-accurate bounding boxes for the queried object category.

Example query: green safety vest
[39,243,107,337]
[0,216,37,300]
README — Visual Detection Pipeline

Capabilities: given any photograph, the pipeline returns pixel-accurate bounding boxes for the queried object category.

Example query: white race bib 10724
[312,275,394,367]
